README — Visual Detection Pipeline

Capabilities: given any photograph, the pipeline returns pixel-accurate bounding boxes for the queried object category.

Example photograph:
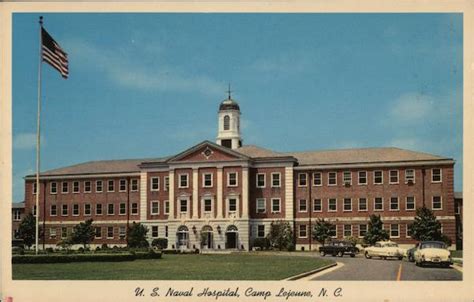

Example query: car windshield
[420,242,445,249]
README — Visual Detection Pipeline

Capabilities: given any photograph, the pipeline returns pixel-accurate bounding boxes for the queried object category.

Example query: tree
[127,222,149,248]
[313,218,333,246]
[71,219,95,248]
[409,206,443,242]
[364,214,389,245]
[266,220,294,251]
[18,213,40,249]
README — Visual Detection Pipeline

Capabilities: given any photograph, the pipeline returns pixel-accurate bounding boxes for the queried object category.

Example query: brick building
[23,95,457,250]
[12,202,25,244]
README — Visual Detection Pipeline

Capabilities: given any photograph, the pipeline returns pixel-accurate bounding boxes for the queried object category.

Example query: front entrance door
[226,232,237,249]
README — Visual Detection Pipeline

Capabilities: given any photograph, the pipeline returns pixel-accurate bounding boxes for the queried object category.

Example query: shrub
[95,246,101,252]
[266,220,294,251]
[127,222,149,248]
[253,238,271,250]
[78,247,85,253]
[101,243,109,250]
[135,250,163,260]
[151,238,168,249]
[12,253,136,264]
[45,247,54,254]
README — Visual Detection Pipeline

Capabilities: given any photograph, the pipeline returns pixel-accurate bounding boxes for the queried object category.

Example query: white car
[364,241,405,260]
[414,241,452,267]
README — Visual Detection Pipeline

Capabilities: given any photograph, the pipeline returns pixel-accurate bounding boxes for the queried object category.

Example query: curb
[284,262,338,281]
[452,263,463,273]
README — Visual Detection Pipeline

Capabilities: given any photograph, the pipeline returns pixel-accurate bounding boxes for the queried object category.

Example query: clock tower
[216,85,242,149]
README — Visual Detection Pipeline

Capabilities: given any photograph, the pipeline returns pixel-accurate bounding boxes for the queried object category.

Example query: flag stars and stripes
[41,27,69,79]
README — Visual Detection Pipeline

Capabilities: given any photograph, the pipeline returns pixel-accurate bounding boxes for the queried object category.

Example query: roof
[219,97,240,111]
[454,192,462,199]
[236,145,289,159]
[284,147,451,166]
[12,202,25,209]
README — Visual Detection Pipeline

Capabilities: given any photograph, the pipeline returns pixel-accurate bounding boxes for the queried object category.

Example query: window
[96,180,103,193]
[223,115,230,130]
[343,198,352,211]
[344,225,352,237]
[151,201,159,215]
[131,179,139,192]
[164,201,170,215]
[299,199,307,212]
[406,224,413,238]
[108,180,115,192]
[358,171,367,185]
[432,196,442,210]
[165,226,169,238]
[390,197,399,211]
[84,204,91,216]
[32,205,37,216]
[313,172,322,186]
[72,204,79,216]
[96,204,103,215]
[228,172,238,187]
[151,177,160,191]
[33,182,37,194]
[179,174,188,188]
[328,172,337,185]
[13,209,20,221]
[390,224,400,238]
[119,227,126,239]
[256,198,266,213]
[328,199,337,212]
[389,170,399,184]
[107,203,114,215]
[95,227,102,239]
[432,168,442,182]
[164,176,169,191]
[50,228,57,239]
[73,181,80,193]
[107,227,114,239]
[61,227,68,239]
[271,198,281,213]
[152,226,159,238]
[180,199,188,213]
[406,197,415,210]
[50,205,57,216]
[313,199,322,212]
[374,171,383,184]
[61,204,68,216]
[84,181,92,193]
[374,197,383,211]
[405,169,415,183]
[343,171,351,185]
[299,225,308,238]
[119,179,127,192]
[204,199,212,212]
[298,173,307,186]
[271,173,281,187]
[228,198,237,212]
[359,224,368,238]
[131,203,138,215]
[119,203,126,215]
[256,173,265,188]
[257,225,265,238]
[50,182,57,194]
[61,182,69,193]
[329,225,337,238]
[358,198,367,211]
[203,173,213,187]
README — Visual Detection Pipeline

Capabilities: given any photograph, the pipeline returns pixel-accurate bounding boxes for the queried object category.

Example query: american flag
[41,27,69,79]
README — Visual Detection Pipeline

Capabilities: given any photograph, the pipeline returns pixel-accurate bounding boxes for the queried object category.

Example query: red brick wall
[147,171,170,220]
[223,167,243,217]
[249,167,285,219]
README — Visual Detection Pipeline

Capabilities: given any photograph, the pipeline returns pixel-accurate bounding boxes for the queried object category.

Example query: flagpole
[35,16,44,255]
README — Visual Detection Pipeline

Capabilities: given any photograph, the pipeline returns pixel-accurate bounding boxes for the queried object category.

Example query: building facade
[12,202,26,244]
[23,95,457,250]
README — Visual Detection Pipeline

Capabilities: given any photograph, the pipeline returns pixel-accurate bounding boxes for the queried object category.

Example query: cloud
[389,93,435,122]
[249,51,319,74]
[13,133,45,150]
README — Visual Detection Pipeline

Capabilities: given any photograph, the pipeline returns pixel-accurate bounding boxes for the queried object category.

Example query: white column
[242,167,249,218]
[192,168,199,219]
[139,171,148,222]
[217,168,223,218]
[169,170,175,219]
[285,166,294,221]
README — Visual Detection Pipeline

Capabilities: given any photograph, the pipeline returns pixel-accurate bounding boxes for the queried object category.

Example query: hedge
[13,251,162,264]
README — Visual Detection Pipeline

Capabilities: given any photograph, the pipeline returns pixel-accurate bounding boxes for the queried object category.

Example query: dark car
[319,240,359,257]
[406,243,419,262]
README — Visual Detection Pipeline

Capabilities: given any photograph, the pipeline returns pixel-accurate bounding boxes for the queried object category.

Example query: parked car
[414,241,452,267]
[319,240,359,257]
[406,243,420,262]
[364,241,405,260]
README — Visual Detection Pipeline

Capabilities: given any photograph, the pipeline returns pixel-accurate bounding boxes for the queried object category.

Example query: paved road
[311,255,462,281]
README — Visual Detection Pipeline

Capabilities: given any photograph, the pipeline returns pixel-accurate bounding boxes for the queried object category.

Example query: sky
[12,13,463,202]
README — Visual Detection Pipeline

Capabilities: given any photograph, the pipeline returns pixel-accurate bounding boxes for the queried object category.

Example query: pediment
[167,141,248,163]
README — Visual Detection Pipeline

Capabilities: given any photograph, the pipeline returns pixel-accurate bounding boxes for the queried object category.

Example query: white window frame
[61,227,68,239]
[328,198,337,212]
[227,172,238,187]
[96,204,103,216]
[406,224,413,238]
[257,225,265,238]
[151,177,160,191]
[61,181,69,194]
[178,174,189,188]
[432,168,442,183]
[203,198,213,213]
[107,227,114,239]
[164,176,169,191]
[298,173,308,187]
[131,202,138,215]
[343,198,352,212]
[228,198,238,213]
[271,172,281,188]
[50,204,57,216]
[131,179,139,192]
[373,170,383,185]
[313,172,322,186]
[151,226,159,238]
[50,228,57,239]
[374,197,384,211]
[107,203,115,215]
[95,180,103,193]
[119,226,126,239]
[119,202,126,215]
[61,204,68,216]
[389,197,399,211]
[256,198,266,213]
[389,170,399,184]
[343,224,352,237]
[328,172,337,186]
[358,198,368,212]
[271,198,281,213]
[84,203,92,216]
[33,182,37,194]
[202,173,213,188]
[84,181,92,193]
[150,201,160,215]
[299,225,308,238]
[299,199,308,212]
[50,182,57,194]
[107,180,115,192]
[313,198,322,212]
[13,209,21,221]
[343,171,352,185]
[119,179,127,192]
[406,196,416,211]
[432,196,443,210]
[358,224,368,238]
[329,225,337,238]
[405,169,415,184]
[179,198,188,213]
[390,224,400,238]
[256,173,266,188]
[164,200,170,215]
[358,171,367,185]
[72,204,80,216]
[95,227,102,239]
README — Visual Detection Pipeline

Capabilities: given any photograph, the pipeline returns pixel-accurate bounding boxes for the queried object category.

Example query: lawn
[450,250,463,258]
[12,253,333,280]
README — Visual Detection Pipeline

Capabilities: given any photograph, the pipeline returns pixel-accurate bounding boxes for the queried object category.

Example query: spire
[226,83,232,100]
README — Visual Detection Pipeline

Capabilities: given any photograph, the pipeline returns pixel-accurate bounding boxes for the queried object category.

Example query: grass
[12,253,333,280]
[450,250,463,258]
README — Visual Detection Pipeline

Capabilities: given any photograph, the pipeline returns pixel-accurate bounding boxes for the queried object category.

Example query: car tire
[337,251,344,257]
[408,255,414,262]
[398,256,403,260]
[365,252,371,259]
[320,251,326,257]
[350,254,355,258]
